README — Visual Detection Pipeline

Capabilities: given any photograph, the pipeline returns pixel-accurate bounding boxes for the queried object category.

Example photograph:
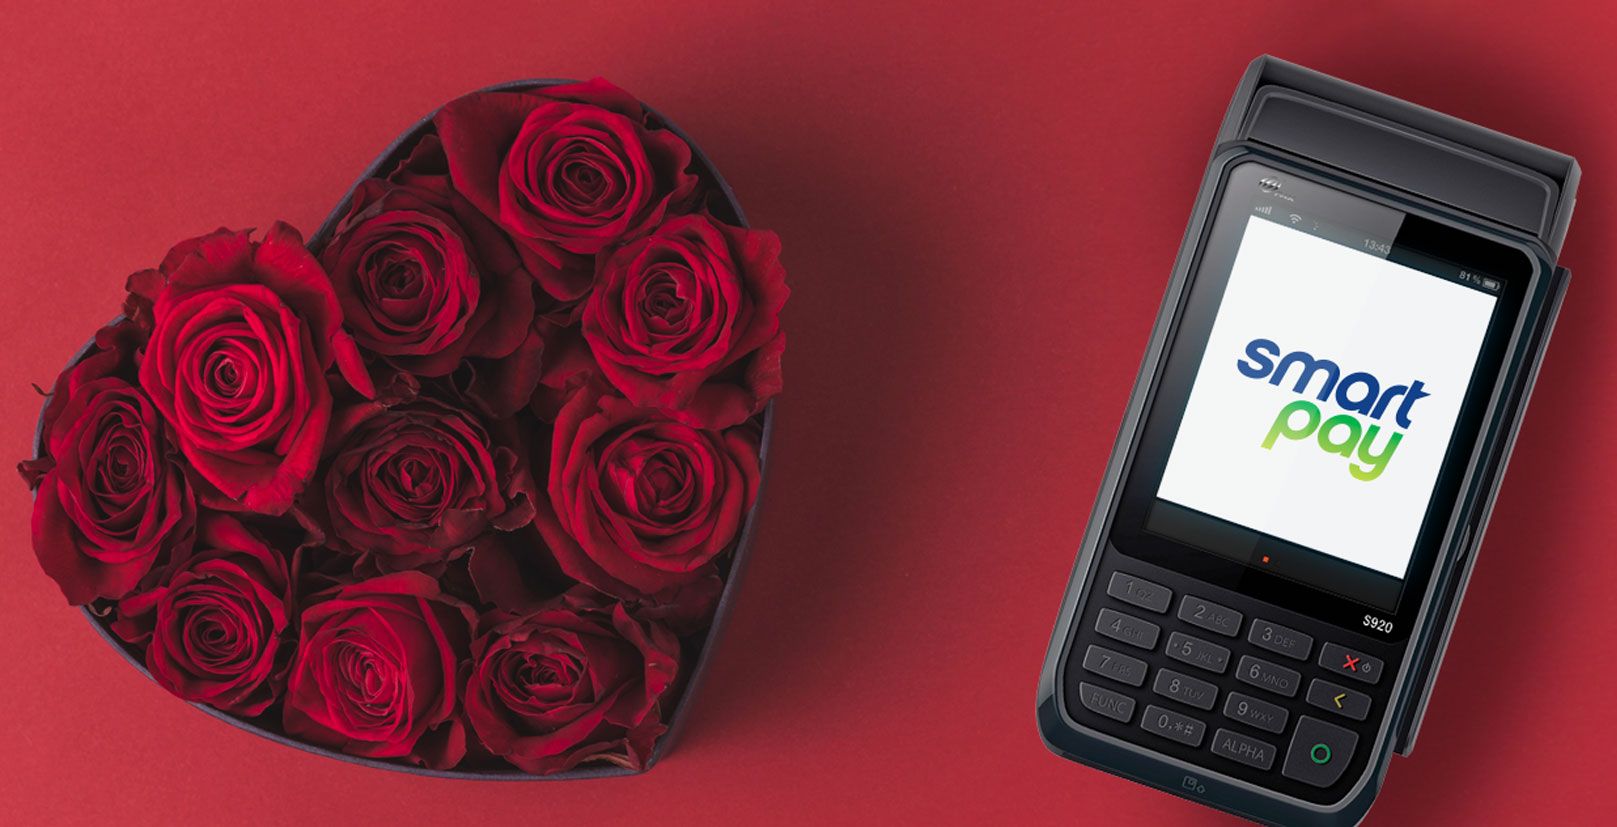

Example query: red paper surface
[0,1,1611,823]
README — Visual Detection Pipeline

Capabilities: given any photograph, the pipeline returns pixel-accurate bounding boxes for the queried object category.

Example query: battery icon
[1481,277,1501,291]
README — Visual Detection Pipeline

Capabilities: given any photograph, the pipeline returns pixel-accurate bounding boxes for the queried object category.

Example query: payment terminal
[1036,56,1577,825]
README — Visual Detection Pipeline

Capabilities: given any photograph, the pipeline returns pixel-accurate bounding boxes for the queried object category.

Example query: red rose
[384,135,555,419]
[282,572,473,769]
[466,588,679,774]
[322,180,535,374]
[584,214,787,428]
[321,135,548,418]
[532,387,760,601]
[435,79,700,300]
[133,224,372,515]
[111,514,292,716]
[314,398,534,570]
[21,321,196,605]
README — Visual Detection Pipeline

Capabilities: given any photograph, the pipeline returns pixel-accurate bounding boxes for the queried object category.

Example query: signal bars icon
[1255,204,1273,216]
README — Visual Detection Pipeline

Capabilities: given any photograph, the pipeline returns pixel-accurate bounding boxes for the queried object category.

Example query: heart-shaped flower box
[28,79,775,779]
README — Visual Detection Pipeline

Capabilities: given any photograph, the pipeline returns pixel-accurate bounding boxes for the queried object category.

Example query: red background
[1,2,1612,823]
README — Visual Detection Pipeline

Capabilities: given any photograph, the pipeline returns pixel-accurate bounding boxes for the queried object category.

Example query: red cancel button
[1320,642,1383,685]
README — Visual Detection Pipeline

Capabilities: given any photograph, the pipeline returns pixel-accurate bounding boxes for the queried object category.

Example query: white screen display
[1156,217,1498,579]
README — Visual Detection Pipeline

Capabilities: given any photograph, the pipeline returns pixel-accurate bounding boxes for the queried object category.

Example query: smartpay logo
[1236,338,1430,482]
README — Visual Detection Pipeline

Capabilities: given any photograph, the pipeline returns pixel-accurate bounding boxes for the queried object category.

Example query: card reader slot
[1219,56,1579,257]
[1244,90,1556,242]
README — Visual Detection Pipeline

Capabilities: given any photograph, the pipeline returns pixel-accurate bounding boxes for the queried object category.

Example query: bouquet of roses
[19,79,787,776]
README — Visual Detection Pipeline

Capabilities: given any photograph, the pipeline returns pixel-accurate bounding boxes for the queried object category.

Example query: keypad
[1070,570,1391,797]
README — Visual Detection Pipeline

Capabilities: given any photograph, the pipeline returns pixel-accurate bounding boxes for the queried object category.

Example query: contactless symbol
[1310,743,1332,765]
[1342,654,1361,672]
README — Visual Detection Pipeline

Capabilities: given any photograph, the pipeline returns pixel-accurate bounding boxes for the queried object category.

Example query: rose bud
[132,224,372,515]
[531,386,760,602]
[313,397,534,571]
[434,79,700,300]
[466,588,679,774]
[282,572,474,770]
[584,214,787,428]
[21,321,195,604]
[110,514,292,716]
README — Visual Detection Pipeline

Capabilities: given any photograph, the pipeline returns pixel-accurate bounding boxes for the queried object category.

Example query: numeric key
[1248,619,1313,661]
[1081,644,1148,687]
[1223,691,1288,734]
[1178,595,1242,637]
[1165,631,1231,674]
[1153,668,1218,711]
[1235,655,1301,698]
[1096,608,1160,650]
[1140,704,1207,747]
[1106,572,1172,614]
